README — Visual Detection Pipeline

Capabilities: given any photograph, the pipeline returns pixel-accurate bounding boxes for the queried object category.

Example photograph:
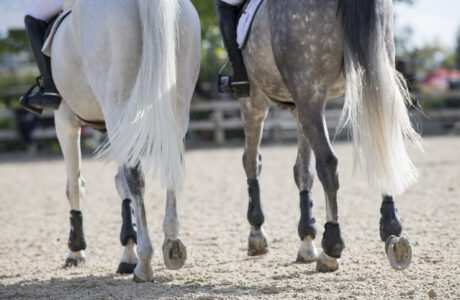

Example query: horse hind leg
[55,104,87,268]
[162,190,187,270]
[291,111,318,263]
[240,90,271,256]
[115,164,153,282]
[295,98,345,272]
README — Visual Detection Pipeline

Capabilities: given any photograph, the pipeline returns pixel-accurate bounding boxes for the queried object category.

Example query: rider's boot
[20,15,61,114]
[215,0,250,98]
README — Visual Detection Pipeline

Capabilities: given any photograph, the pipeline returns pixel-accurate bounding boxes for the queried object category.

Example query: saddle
[42,9,72,57]
[236,0,264,49]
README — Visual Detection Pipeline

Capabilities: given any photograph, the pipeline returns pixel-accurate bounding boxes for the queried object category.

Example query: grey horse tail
[338,0,421,195]
[339,0,380,70]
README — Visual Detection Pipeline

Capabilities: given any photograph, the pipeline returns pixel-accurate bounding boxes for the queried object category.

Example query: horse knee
[321,222,345,258]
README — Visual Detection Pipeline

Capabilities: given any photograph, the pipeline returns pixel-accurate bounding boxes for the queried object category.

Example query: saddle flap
[42,9,72,57]
[236,0,263,49]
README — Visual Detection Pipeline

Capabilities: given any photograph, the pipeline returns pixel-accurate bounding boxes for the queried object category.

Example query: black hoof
[116,262,137,274]
[64,257,85,268]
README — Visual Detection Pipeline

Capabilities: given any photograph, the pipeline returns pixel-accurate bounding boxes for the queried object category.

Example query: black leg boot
[20,15,61,114]
[215,0,250,98]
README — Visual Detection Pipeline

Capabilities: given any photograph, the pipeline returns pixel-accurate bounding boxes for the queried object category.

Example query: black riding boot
[20,15,61,115]
[215,0,250,98]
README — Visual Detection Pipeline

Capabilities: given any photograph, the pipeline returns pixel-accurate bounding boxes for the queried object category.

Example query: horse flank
[97,0,184,192]
[338,0,421,195]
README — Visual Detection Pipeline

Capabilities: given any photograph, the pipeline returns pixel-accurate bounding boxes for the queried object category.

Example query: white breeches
[222,0,245,6]
[25,0,67,22]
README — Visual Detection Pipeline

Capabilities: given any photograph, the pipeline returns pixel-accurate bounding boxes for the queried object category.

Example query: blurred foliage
[0,29,28,55]
[191,0,225,97]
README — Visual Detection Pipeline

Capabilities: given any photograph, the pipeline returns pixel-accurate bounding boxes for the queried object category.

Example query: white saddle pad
[42,9,72,57]
[236,0,263,49]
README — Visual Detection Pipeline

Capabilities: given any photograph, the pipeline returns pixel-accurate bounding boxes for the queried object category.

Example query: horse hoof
[64,257,85,268]
[385,235,412,270]
[162,239,187,270]
[132,274,154,283]
[296,250,317,263]
[316,251,338,272]
[296,238,318,263]
[116,262,137,274]
[248,230,268,256]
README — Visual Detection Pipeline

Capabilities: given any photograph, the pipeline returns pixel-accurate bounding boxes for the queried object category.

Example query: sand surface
[0,136,459,299]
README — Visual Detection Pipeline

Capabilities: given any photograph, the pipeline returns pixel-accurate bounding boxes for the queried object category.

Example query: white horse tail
[338,0,421,195]
[99,0,184,192]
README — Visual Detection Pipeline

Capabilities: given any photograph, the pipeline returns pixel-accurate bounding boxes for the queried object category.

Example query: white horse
[50,0,200,282]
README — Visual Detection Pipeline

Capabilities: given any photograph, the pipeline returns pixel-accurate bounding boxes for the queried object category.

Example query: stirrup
[218,62,250,98]
[19,76,43,115]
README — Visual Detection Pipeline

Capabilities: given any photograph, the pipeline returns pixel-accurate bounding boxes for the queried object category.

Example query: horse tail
[99,0,184,192]
[338,0,421,195]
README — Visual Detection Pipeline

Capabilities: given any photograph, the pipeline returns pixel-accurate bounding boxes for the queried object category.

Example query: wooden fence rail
[1,94,460,149]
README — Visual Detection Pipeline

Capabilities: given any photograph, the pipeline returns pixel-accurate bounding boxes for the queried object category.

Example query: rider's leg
[215,0,250,97]
[21,15,61,111]
[20,0,67,112]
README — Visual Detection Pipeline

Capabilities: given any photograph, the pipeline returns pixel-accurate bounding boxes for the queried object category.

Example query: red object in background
[423,68,460,90]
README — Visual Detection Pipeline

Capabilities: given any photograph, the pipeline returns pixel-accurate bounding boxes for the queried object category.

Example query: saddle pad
[42,9,72,57]
[236,0,263,49]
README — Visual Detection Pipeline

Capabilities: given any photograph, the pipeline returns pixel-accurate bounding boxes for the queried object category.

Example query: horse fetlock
[379,201,403,241]
[120,199,137,245]
[321,222,345,259]
[298,191,316,240]
[68,210,87,252]
[137,243,153,262]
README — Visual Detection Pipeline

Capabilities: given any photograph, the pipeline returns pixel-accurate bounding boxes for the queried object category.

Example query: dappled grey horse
[50,0,200,282]
[239,0,419,271]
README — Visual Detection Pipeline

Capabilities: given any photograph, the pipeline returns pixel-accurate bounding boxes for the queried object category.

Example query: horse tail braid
[98,0,184,193]
[338,0,421,195]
